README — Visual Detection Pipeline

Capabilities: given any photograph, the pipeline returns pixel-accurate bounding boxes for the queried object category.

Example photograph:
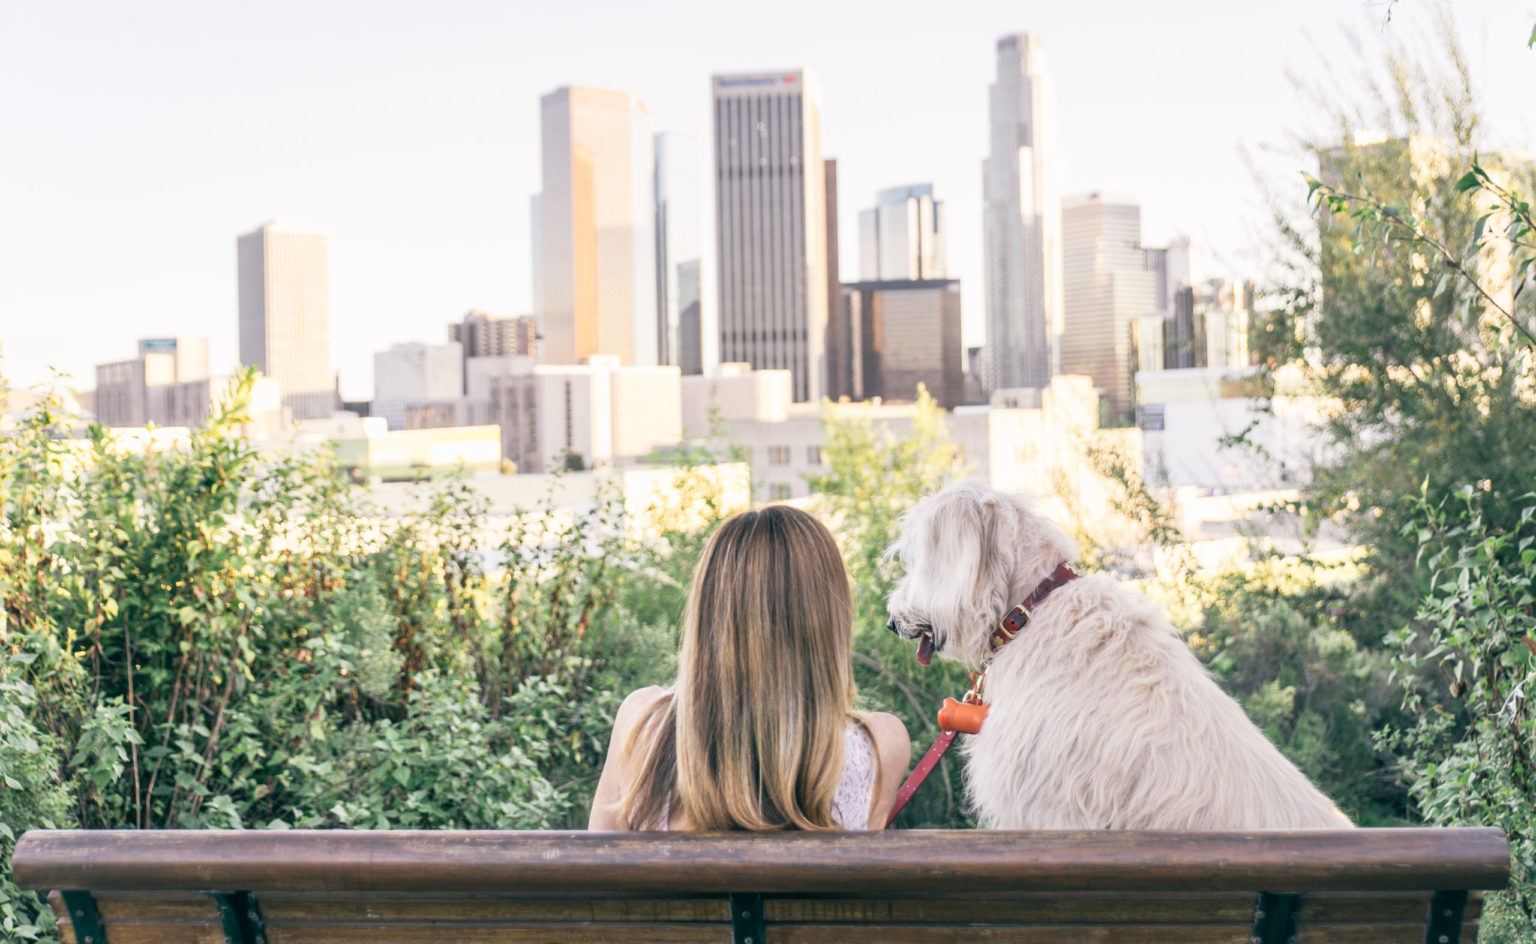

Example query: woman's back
[584,506,910,833]
[589,687,908,831]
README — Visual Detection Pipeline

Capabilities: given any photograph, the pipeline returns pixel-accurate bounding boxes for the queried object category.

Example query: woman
[588,505,910,831]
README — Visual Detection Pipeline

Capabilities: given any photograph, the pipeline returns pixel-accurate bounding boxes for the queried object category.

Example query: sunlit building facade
[858,184,946,282]
[1060,192,1157,421]
[536,86,657,367]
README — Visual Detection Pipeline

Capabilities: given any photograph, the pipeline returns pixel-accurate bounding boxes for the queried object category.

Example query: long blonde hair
[620,505,859,830]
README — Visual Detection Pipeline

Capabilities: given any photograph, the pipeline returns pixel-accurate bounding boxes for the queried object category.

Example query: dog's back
[963,574,1352,830]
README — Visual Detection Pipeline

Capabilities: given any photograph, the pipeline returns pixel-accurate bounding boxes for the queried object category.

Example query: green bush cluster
[0,375,700,940]
[1167,563,1407,825]
[1382,488,1536,934]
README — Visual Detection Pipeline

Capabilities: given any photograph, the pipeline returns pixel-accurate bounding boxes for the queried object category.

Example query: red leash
[885,730,958,827]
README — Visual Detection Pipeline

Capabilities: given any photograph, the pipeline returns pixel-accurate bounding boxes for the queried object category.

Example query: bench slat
[13,829,1511,894]
[47,890,1488,941]
[771,928,1251,943]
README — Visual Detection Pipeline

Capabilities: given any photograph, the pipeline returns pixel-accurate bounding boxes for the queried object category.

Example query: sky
[2,0,1534,400]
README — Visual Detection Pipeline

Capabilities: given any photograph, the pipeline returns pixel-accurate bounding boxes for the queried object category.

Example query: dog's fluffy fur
[887,480,1351,830]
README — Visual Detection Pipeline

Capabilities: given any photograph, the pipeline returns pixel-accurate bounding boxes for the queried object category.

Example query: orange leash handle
[936,697,988,735]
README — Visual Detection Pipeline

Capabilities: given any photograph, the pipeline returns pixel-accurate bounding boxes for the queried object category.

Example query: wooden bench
[13,828,1509,943]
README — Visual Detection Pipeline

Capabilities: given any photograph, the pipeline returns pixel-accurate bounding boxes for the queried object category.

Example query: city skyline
[3,0,1533,398]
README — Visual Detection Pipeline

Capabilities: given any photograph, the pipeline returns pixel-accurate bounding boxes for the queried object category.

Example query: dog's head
[886,480,1078,667]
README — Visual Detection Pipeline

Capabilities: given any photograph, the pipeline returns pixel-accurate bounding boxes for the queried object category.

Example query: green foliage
[1380,489,1536,938]
[0,370,717,939]
[1166,563,1406,824]
[0,674,70,942]
[1258,19,1536,937]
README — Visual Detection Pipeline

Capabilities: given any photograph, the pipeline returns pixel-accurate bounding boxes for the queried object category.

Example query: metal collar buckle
[996,604,1031,642]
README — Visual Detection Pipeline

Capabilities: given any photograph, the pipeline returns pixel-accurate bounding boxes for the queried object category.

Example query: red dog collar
[989,563,1078,652]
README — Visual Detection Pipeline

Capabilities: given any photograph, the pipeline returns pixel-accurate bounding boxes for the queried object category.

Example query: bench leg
[1425,890,1469,944]
[1252,891,1302,944]
[730,892,766,944]
[206,891,267,944]
[59,891,107,944]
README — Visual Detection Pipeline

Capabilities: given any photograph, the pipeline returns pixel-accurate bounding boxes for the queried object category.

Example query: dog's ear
[972,494,1012,620]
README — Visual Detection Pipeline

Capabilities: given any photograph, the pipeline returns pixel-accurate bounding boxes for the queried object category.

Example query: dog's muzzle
[888,616,936,666]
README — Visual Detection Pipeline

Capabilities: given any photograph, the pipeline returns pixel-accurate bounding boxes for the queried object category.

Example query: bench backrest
[14,827,1509,944]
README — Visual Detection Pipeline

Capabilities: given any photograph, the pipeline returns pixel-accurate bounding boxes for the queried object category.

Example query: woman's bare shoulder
[616,686,669,727]
[855,711,911,761]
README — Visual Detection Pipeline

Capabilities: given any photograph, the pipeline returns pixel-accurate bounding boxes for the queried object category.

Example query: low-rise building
[1135,365,1337,490]
[679,363,792,437]
[373,342,464,430]
[93,338,284,433]
[489,357,681,473]
[330,424,504,481]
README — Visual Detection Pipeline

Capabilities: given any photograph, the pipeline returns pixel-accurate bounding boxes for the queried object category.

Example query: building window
[769,483,792,501]
[563,380,573,449]
[768,445,792,466]
[806,445,822,466]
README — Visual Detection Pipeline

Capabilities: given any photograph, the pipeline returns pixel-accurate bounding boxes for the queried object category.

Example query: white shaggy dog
[886,480,1351,830]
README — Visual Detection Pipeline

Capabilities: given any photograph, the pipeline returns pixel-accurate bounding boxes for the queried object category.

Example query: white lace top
[654,723,878,830]
[830,723,878,829]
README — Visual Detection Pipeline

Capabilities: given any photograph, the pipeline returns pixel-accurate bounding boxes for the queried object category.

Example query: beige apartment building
[237,221,333,419]
[94,337,283,433]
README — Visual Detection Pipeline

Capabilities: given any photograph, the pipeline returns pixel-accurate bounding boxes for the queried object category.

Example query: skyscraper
[536,86,657,367]
[654,132,703,375]
[712,70,828,403]
[824,158,848,401]
[1060,192,1157,422]
[237,221,333,419]
[858,184,947,282]
[982,33,1062,394]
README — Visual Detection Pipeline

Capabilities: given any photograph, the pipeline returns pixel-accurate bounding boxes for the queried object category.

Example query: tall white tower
[982,33,1062,393]
[712,70,828,403]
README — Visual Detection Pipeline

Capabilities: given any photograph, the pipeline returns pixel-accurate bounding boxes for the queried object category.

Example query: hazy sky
[3,0,1533,399]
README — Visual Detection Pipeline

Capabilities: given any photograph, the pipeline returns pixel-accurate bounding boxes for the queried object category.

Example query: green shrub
[1382,488,1536,941]
[0,374,689,940]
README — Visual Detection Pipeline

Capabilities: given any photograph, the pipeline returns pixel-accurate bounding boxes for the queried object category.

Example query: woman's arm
[587,686,668,830]
[861,711,913,829]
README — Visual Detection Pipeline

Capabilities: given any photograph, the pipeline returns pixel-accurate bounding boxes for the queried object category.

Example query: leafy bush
[0,374,701,939]
[1167,563,1408,824]
[1382,488,1536,940]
